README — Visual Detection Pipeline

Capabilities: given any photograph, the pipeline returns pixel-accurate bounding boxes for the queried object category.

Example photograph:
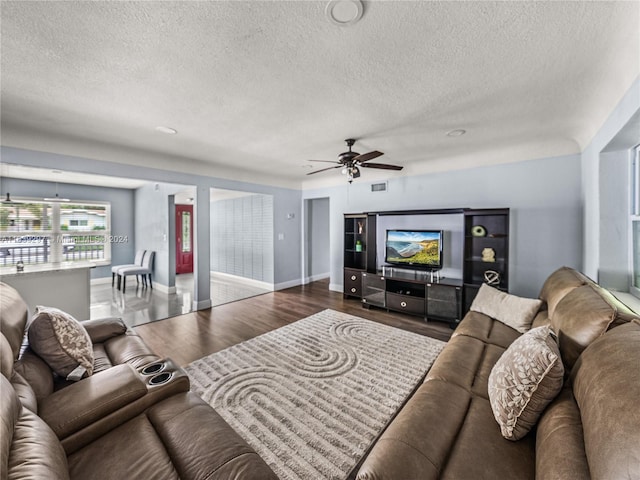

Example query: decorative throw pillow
[470,283,543,333]
[28,306,94,381]
[488,325,564,441]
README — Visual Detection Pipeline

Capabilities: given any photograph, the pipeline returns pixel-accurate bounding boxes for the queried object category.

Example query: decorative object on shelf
[357,221,363,234]
[16,261,24,272]
[355,240,363,252]
[482,247,496,262]
[484,270,500,286]
[471,225,487,237]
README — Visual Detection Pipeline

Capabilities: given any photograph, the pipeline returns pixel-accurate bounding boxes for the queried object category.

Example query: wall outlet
[278,233,285,240]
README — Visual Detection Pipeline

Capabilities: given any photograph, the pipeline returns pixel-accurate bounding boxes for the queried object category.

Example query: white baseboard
[211,271,274,291]
[302,272,330,284]
[154,282,177,294]
[193,298,212,310]
[274,278,302,291]
[91,275,176,294]
[329,283,343,293]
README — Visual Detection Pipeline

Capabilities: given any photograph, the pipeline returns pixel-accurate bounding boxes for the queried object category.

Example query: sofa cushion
[551,284,619,370]
[538,266,589,318]
[488,326,564,441]
[1,375,70,480]
[0,282,29,361]
[28,306,94,381]
[426,331,508,400]
[452,310,521,349]
[571,321,640,479]
[535,387,590,480]
[470,284,542,333]
[356,379,535,480]
[66,392,278,480]
[13,349,55,401]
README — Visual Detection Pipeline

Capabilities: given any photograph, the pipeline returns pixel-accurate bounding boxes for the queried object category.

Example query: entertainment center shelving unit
[343,208,510,326]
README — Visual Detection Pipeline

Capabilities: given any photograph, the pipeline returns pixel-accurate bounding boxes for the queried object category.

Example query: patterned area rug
[185,309,446,480]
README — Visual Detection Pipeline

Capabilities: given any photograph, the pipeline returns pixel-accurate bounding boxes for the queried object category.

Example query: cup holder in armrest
[140,362,166,375]
[148,372,173,386]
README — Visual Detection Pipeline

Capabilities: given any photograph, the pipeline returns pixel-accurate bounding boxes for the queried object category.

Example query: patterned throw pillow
[28,306,94,381]
[488,325,564,441]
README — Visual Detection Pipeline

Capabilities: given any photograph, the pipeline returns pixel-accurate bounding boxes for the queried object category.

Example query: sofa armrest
[38,363,147,439]
[82,317,128,343]
[60,358,191,455]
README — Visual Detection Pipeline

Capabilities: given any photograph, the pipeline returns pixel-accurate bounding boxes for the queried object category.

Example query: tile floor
[90,272,271,327]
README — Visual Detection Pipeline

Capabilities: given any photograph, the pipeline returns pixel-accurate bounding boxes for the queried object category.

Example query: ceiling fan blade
[308,159,340,163]
[360,163,403,171]
[306,165,342,175]
[354,150,384,163]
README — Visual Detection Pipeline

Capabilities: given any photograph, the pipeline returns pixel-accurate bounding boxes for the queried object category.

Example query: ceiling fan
[307,139,403,183]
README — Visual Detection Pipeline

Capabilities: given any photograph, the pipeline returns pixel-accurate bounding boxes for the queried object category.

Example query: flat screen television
[385,229,443,270]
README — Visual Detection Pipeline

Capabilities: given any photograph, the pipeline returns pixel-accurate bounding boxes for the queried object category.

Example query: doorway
[304,197,330,284]
[176,204,193,274]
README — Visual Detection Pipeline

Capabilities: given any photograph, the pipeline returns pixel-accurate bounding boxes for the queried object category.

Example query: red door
[176,204,193,274]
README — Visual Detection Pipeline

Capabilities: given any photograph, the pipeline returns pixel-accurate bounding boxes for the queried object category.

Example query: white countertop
[0,261,96,277]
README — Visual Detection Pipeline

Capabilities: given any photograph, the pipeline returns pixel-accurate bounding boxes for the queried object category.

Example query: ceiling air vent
[371,182,387,192]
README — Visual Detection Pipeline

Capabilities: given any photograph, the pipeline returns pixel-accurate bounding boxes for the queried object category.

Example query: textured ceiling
[1,1,638,189]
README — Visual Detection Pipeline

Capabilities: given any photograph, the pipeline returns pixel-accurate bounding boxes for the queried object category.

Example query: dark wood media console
[361,269,463,325]
[343,208,509,327]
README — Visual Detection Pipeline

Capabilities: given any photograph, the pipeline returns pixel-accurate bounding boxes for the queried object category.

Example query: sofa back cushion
[538,266,589,319]
[0,282,28,361]
[535,387,590,480]
[571,321,640,479]
[551,283,638,370]
[13,349,54,402]
[1,375,70,480]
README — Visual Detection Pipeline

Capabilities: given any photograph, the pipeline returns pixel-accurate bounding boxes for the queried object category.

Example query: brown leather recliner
[0,282,278,479]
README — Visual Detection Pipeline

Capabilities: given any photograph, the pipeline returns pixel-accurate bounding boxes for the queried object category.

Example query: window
[0,199,111,266]
[631,145,640,297]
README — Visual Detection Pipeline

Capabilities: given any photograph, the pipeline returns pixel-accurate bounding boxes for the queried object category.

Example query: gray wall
[210,194,274,283]
[598,150,630,290]
[582,76,640,280]
[304,153,583,298]
[134,183,187,289]
[1,177,135,279]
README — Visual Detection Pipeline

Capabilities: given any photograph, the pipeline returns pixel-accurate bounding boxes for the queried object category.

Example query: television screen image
[385,230,443,269]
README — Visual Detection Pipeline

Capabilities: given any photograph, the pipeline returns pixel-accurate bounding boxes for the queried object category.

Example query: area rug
[185,309,446,480]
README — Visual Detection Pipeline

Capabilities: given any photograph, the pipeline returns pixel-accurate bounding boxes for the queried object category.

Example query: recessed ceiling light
[51,170,63,175]
[325,0,363,26]
[155,126,177,135]
[446,129,466,137]
[301,165,314,169]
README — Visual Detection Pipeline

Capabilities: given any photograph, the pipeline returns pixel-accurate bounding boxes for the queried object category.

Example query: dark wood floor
[134,278,453,367]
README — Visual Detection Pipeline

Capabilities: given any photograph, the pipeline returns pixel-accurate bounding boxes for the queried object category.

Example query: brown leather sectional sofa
[0,282,277,480]
[356,267,640,479]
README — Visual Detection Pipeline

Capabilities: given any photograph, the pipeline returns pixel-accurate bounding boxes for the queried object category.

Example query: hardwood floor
[134,278,453,366]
